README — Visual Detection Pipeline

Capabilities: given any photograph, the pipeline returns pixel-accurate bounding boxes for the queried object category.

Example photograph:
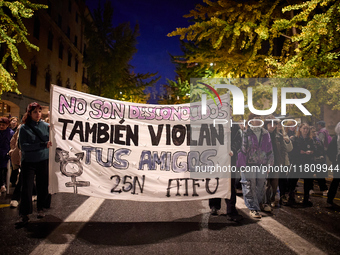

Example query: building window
[58,14,62,28]
[56,73,62,87]
[75,58,78,72]
[45,71,51,92]
[67,26,70,38]
[76,12,79,23]
[74,35,77,48]
[68,0,71,12]
[30,63,37,86]
[82,68,88,85]
[83,43,87,58]
[48,31,53,50]
[66,78,71,89]
[59,42,64,59]
[33,17,40,39]
[0,102,11,116]
[68,51,72,66]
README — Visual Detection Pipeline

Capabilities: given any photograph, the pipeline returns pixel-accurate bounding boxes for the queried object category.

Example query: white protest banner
[49,85,231,201]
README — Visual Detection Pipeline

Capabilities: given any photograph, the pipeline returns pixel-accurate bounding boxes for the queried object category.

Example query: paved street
[1,179,340,255]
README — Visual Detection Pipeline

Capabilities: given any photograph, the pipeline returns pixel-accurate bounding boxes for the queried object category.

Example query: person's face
[0,123,9,131]
[251,116,262,127]
[289,126,296,131]
[30,108,42,122]
[267,122,276,133]
[276,123,282,131]
[301,125,309,137]
[317,124,322,130]
[10,118,18,129]
[311,128,317,137]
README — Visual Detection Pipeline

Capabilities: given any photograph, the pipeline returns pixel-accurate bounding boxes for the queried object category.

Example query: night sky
[85,0,202,102]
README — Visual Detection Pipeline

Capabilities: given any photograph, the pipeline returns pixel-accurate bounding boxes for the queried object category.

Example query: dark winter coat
[327,136,340,178]
[0,127,14,168]
[290,136,315,166]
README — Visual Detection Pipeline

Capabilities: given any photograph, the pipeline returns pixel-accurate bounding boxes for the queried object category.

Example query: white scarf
[250,126,262,142]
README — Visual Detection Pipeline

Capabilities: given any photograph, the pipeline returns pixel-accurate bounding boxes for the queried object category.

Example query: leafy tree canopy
[167,0,340,115]
[84,1,160,103]
[268,0,340,78]
[0,0,46,98]
[168,0,288,78]
[159,78,190,104]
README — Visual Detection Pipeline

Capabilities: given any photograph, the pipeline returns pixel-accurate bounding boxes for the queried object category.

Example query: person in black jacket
[327,122,340,205]
[209,124,243,221]
[0,117,14,193]
[288,123,315,207]
[310,126,328,194]
[263,116,293,209]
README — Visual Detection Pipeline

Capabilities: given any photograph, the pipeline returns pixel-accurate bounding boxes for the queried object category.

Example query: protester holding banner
[288,123,315,207]
[237,114,274,218]
[18,102,52,224]
[327,122,340,205]
[209,124,243,221]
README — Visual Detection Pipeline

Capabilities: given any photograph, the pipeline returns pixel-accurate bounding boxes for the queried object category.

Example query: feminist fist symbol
[55,148,90,193]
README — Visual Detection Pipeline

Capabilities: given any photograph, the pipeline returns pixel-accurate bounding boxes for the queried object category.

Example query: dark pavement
[1,178,340,255]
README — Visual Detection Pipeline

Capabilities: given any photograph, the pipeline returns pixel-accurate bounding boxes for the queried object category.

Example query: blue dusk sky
[85,0,202,102]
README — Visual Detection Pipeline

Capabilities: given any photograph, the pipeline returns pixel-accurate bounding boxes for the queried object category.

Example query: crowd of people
[0,102,51,225]
[210,114,340,220]
[1,102,339,225]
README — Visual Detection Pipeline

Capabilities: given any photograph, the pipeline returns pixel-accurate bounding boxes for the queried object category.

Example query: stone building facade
[0,0,90,119]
